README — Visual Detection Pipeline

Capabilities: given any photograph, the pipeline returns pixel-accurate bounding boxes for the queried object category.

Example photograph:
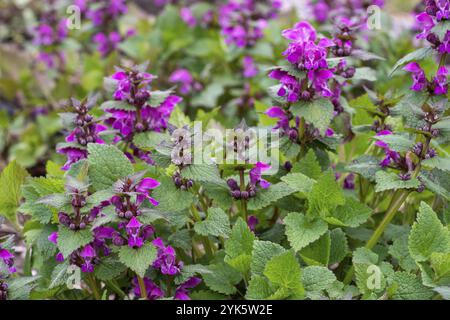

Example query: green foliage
[87,144,134,191]
[0,161,29,221]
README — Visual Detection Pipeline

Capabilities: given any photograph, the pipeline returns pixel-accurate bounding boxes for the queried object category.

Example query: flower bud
[227,178,239,191]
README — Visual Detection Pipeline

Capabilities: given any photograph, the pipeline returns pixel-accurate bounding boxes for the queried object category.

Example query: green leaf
[353,67,377,81]
[353,248,385,295]
[430,252,450,284]
[284,212,328,252]
[329,228,349,265]
[300,231,330,266]
[346,155,380,182]
[302,266,337,299]
[250,240,286,276]
[152,174,194,212]
[390,91,429,129]
[57,226,93,258]
[307,170,345,218]
[420,169,450,201]
[391,272,433,300]
[373,134,415,153]
[245,275,276,300]
[422,157,450,172]
[224,218,255,274]
[247,182,296,211]
[292,149,322,180]
[263,250,303,292]
[388,234,417,272]
[181,164,223,184]
[94,257,127,281]
[203,263,242,295]
[194,207,231,238]
[280,172,315,194]
[389,47,433,77]
[100,100,136,111]
[409,202,450,262]
[375,171,420,193]
[7,276,40,300]
[49,262,70,289]
[291,99,334,134]
[149,89,173,107]
[118,242,157,277]
[0,161,29,221]
[87,144,133,191]
[325,197,373,228]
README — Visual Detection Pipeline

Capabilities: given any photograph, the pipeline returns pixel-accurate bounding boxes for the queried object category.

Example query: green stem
[136,274,148,300]
[343,189,411,285]
[239,169,248,222]
[88,273,101,300]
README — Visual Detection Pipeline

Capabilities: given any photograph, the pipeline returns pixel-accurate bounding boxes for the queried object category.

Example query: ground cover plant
[0,0,449,301]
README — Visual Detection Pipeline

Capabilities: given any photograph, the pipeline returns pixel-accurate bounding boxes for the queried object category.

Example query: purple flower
[58,148,88,171]
[265,106,290,131]
[439,31,450,53]
[48,232,58,244]
[34,24,54,46]
[311,1,330,23]
[0,247,16,273]
[243,56,258,78]
[136,178,161,206]
[416,12,436,39]
[169,69,195,94]
[174,277,201,300]
[219,0,278,48]
[374,130,401,167]
[93,31,122,56]
[180,7,197,28]
[269,70,302,102]
[249,162,271,189]
[403,62,428,92]
[126,217,145,249]
[152,238,182,276]
[247,215,259,232]
[79,245,96,273]
[433,66,449,95]
[132,277,165,300]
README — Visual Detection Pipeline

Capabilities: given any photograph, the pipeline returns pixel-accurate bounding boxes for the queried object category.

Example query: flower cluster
[32,2,67,68]
[227,162,271,200]
[169,69,202,95]
[180,6,214,29]
[374,129,437,182]
[132,237,201,300]
[269,22,335,103]
[48,228,112,273]
[75,0,130,56]
[218,0,281,49]
[309,0,385,26]
[105,66,182,146]
[58,98,107,170]
[0,246,16,274]
[404,62,448,96]
[415,0,449,54]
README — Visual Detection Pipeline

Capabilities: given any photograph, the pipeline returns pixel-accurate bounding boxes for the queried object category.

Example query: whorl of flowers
[415,0,449,54]
[104,64,182,163]
[47,178,111,272]
[0,243,15,301]
[32,3,68,68]
[74,0,130,56]
[269,21,335,103]
[309,0,385,26]
[218,0,281,49]
[57,97,107,171]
